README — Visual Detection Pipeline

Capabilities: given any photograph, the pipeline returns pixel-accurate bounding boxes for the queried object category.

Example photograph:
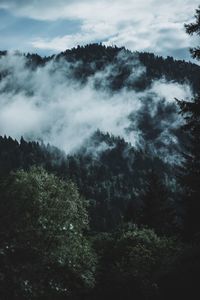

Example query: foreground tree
[0,167,96,299]
[176,6,200,240]
[185,6,200,60]
[176,96,200,240]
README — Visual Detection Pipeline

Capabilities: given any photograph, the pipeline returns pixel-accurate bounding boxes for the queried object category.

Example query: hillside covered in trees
[1,43,200,92]
[0,6,200,300]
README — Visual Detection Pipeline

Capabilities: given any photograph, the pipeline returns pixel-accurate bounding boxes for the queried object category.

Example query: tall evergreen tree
[185,6,200,60]
[176,6,200,240]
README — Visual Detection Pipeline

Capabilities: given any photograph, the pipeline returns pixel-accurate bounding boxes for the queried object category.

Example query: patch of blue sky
[0,8,82,53]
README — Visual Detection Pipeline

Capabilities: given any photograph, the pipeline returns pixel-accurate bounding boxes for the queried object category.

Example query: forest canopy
[0,5,200,300]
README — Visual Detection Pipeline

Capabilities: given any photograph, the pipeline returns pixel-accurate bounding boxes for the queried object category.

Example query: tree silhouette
[176,6,200,240]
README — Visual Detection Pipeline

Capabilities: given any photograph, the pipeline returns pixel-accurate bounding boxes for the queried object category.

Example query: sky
[0,0,199,60]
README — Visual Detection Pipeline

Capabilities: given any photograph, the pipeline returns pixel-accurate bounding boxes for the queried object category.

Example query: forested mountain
[57,44,200,91]
[0,43,196,232]
[1,8,200,299]
[0,132,177,233]
[1,44,200,91]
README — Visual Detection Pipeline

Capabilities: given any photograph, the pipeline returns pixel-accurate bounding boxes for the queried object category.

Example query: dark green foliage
[92,225,182,300]
[0,134,174,232]
[1,44,199,92]
[138,52,200,92]
[1,8,200,298]
[185,6,200,60]
[176,96,200,240]
[176,6,200,240]
[0,136,67,178]
[56,44,200,92]
[140,170,177,235]
[59,133,176,233]
[25,53,52,68]
[0,167,96,299]
[158,243,200,300]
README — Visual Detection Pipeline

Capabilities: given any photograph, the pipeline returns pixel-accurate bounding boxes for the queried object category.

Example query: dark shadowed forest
[0,6,200,300]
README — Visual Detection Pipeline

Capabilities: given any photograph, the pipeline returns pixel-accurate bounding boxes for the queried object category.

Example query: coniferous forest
[0,6,200,300]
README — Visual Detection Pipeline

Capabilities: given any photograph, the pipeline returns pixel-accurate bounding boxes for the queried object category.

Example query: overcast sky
[0,0,199,60]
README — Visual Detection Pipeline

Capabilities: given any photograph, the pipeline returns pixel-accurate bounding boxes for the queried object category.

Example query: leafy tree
[0,134,175,232]
[92,225,181,300]
[0,167,96,299]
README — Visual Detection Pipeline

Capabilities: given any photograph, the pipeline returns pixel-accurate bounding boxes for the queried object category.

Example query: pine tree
[141,170,176,235]
[176,6,200,240]
[185,6,200,60]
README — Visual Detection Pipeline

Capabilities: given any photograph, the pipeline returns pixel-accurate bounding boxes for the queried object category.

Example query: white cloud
[0,53,141,152]
[0,0,199,58]
[151,79,192,103]
[0,52,193,157]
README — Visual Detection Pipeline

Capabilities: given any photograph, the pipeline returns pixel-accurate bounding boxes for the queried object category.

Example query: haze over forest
[0,2,200,300]
[0,47,193,158]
